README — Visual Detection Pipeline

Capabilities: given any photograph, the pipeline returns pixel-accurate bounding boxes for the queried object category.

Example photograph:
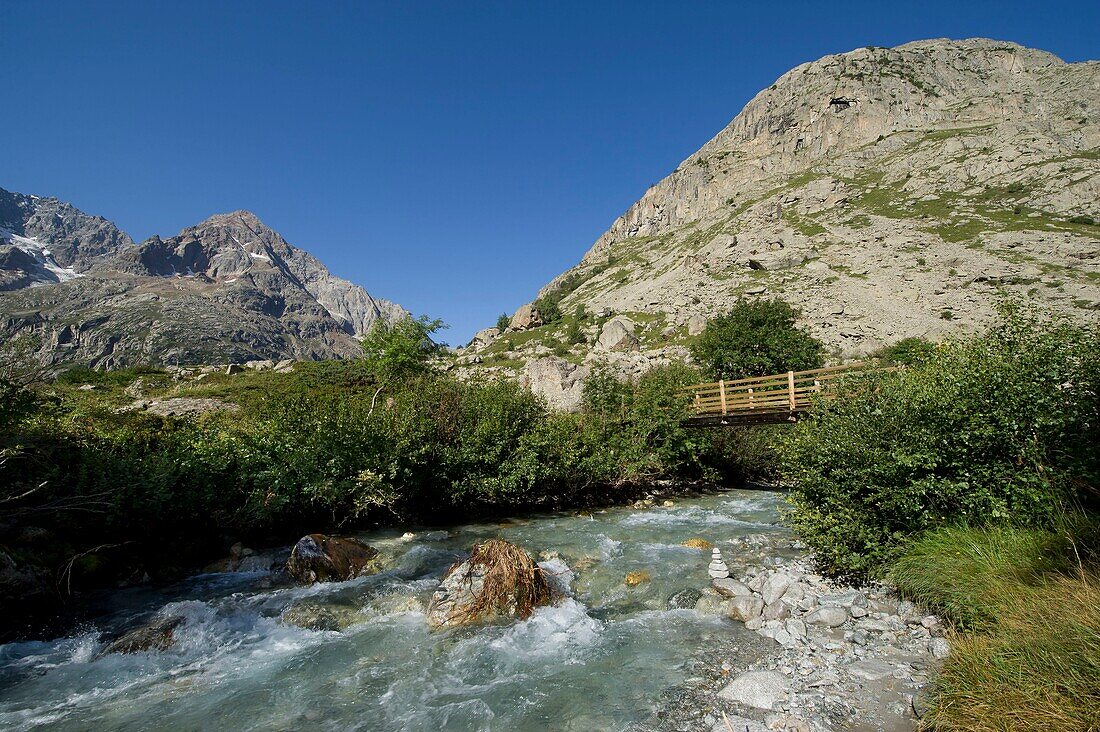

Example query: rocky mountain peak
[0,190,408,367]
[470,37,1098,372]
[0,187,134,289]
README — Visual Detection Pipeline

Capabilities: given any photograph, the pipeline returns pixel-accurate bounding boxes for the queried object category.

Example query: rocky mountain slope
[473,38,1099,370]
[0,189,406,367]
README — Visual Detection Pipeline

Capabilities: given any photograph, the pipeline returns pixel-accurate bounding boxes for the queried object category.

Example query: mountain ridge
[0,188,407,367]
[474,37,1099,369]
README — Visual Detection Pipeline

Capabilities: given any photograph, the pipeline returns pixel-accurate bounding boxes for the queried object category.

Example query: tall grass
[892,523,1100,731]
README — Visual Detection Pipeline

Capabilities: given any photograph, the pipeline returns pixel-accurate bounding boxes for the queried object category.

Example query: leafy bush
[1068,214,1096,225]
[871,336,936,366]
[360,315,446,379]
[496,313,511,331]
[565,305,587,345]
[1,354,775,602]
[781,305,1100,579]
[533,293,562,324]
[689,299,824,379]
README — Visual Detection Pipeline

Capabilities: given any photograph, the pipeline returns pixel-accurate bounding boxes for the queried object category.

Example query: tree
[565,304,587,345]
[533,293,563,324]
[689,299,824,379]
[496,313,511,332]
[360,315,447,379]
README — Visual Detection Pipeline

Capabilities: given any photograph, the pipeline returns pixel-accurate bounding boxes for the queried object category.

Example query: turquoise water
[0,490,789,731]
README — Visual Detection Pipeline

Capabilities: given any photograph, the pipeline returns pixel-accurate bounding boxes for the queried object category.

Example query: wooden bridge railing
[680,362,886,425]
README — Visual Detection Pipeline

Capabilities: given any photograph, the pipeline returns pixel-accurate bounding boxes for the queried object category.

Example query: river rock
[712,577,752,597]
[761,573,792,605]
[762,600,792,621]
[286,534,382,584]
[717,670,787,710]
[821,590,868,609]
[280,602,364,631]
[846,659,897,681]
[786,618,807,639]
[728,595,765,622]
[694,588,731,615]
[805,606,848,627]
[426,539,554,629]
[96,614,184,657]
[0,549,51,605]
[710,716,768,732]
[668,588,703,610]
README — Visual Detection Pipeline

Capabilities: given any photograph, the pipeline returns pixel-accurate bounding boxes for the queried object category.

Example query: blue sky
[3,1,1098,344]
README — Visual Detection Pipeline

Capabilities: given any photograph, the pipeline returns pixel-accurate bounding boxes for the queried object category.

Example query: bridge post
[788,371,796,411]
[719,379,727,415]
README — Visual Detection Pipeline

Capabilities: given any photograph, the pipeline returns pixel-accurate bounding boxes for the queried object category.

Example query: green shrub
[689,298,824,379]
[533,293,563,324]
[496,313,511,331]
[360,315,446,379]
[781,305,1100,579]
[872,336,936,366]
[565,305,587,345]
[1068,214,1096,225]
[2,349,779,602]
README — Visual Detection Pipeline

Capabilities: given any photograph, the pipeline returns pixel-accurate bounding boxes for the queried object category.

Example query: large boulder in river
[96,613,184,657]
[286,534,382,584]
[427,539,554,628]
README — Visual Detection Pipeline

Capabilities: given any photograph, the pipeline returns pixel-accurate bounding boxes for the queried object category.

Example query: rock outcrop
[520,356,589,411]
[286,534,382,584]
[508,302,543,331]
[597,317,640,352]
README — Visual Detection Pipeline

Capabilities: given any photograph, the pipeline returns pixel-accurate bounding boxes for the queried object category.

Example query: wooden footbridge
[680,362,887,427]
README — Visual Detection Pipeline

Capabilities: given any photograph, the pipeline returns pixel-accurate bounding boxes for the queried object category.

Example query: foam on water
[617,504,773,529]
[0,489,786,731]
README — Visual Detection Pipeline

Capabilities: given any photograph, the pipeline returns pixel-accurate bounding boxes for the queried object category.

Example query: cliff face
[0,192,407,367]
[519,39,1099,357]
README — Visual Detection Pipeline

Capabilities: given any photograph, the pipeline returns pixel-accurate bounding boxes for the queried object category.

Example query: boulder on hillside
[747,249,808,271]
[597,317,640,352]
[427,539,555,628]
[286,534,382,584]
[686,314,707,336]
[96,613,184,657]
[469,326,501,347]
[521,356,590,411]
[509,303,543,331]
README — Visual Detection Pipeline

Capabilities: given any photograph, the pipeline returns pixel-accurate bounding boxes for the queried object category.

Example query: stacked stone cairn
[709,548,730,579]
